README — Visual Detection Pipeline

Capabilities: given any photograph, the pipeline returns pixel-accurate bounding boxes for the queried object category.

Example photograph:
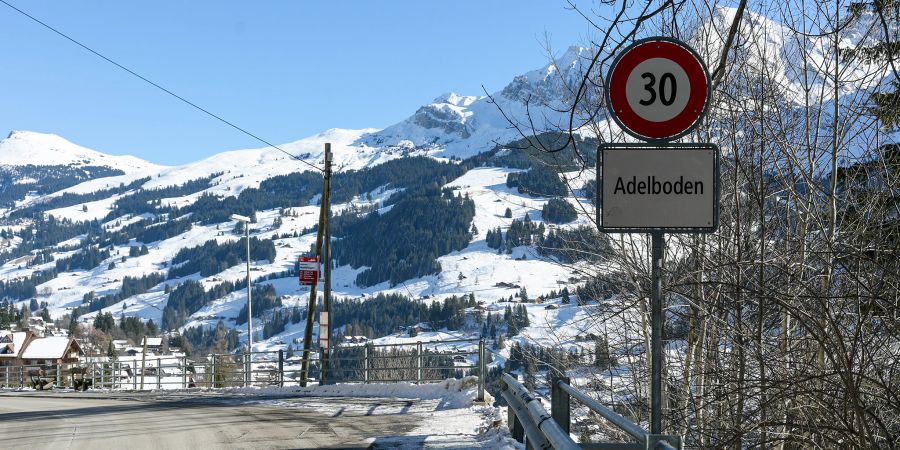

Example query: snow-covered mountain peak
[697,5,889,104]
[556,45,593,71]
[502,45,597,104]
[0,130,162,173]
[433,93,480,107]
[358,45,599,159]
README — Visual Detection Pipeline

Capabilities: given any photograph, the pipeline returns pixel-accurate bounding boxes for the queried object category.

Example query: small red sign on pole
[298,256,319,285]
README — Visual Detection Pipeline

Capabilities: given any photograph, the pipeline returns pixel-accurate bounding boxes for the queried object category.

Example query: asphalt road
[0,392,421,449]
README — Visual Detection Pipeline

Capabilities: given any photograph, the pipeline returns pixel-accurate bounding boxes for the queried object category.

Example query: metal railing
[322,339,484,386]
[0,364,64,390]
[1,339,486,401]
[501,373,681,450]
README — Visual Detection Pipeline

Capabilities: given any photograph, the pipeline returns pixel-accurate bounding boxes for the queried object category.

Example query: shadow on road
[0,395,421,449]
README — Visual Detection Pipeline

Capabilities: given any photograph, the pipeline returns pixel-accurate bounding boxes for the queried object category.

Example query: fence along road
[0,392,421,449]
[0,340,487,449]
[1,339,485,392]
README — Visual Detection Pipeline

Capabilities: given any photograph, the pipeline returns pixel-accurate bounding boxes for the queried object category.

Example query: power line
[0,0,324,173]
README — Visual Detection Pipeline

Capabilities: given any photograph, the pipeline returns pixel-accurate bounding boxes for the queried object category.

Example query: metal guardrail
[501,373,681,450]
[0,339,486,402]
[501,373,578,450]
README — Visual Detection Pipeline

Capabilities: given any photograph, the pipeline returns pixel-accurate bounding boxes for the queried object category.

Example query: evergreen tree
[524,360,536,391]
[847,1,900,129]
[486,227,505,249]
[331,187,475,287]
[541,198,577,223]
[67,315,80,337]
[507,166,567,197]
[147,319,158,336]
[583,179,597,205]
[93,312,115,333]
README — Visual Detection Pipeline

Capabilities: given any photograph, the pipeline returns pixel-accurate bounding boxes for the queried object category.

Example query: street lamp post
[231,213,252,387]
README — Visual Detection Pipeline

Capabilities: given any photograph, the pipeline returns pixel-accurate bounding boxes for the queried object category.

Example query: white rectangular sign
[599,144,719,232]
[319,312,329,346]
[298,259,319,271]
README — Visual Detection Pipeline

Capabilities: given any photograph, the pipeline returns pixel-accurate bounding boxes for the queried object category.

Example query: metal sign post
[650,231,664,434]
[601,37,715,440]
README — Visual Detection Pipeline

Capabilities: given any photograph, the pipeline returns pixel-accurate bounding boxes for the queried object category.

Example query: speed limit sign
[606,37,710,142]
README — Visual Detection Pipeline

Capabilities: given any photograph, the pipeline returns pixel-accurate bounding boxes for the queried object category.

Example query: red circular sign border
[606,38,710,141]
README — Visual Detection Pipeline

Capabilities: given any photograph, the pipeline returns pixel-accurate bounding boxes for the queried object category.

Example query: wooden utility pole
[299,144,331,386]
[321,154,333,383]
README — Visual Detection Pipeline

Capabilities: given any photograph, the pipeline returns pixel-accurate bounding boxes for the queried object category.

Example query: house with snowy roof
[111,340,129,351]
[0,330,82,367]
[20,336,83,367]
[142,337,163,350]
[0,330,32,366]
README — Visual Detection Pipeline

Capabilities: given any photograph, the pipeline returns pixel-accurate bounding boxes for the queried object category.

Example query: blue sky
[0,1,598,165]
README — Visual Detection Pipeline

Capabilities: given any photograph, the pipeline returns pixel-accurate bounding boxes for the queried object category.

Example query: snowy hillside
[0,160,597,350]
[0,130,160,173]
[6,128,402,222]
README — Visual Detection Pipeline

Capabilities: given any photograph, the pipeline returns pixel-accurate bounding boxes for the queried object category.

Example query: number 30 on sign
[606,37,710,142]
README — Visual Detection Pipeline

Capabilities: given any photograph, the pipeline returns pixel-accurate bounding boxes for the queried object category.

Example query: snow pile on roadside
[218,376,491,409]
[384,403,522,450]
[297,376,489,409]
[472,405,523,450]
